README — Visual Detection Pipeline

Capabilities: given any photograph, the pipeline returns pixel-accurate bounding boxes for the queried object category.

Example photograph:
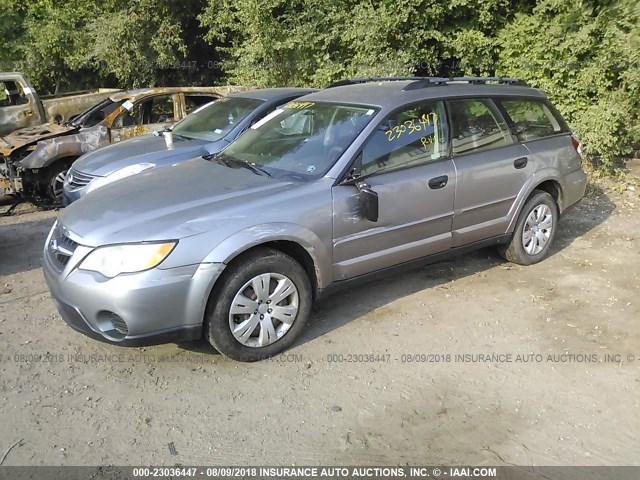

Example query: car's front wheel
[204,248,312,361]
[499,190,558,265]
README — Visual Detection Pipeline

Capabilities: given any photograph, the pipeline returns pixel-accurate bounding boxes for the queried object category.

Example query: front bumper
[43,239,226,347]
[62,187,84,206]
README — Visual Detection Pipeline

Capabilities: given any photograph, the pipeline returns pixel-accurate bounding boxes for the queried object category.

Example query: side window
[448,99,512,156]
[115,95,175,127]
[500,99,563,141]
[150,95,175,123]
[184,95,217,114]
[0,80,28,107]
[360,101,449,176]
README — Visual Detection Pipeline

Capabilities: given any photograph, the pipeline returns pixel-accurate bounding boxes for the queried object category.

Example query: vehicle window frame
[0,80,28,107]
[337,99,452,184]
[112,94,175,128]
[445,97,515,158]
[493,96,571,144]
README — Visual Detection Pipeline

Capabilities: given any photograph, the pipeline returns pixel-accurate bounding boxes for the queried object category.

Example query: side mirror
[356,181,379,222]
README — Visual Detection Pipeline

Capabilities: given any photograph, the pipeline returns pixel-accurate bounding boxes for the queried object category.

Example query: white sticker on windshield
[366,109,374,116]
[122,100,134,111]
[214,128,222,134]
[23,87,34,95]
[251,109,284,130]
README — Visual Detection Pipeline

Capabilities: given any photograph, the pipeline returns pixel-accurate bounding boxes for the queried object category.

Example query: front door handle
[514,157,528,169]
[428,175,448,189]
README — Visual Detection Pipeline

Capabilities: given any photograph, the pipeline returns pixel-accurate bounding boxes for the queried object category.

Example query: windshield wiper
[206,154,271,177]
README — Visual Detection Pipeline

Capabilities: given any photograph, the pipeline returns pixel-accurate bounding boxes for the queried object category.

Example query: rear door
[447,98,532,246]
[109,94,180,142]
[332,100,456,280]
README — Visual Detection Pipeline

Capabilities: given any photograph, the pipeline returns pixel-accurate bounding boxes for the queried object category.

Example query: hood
[0,122,77,155]
[60,157,298,246]
[72,133,219,176]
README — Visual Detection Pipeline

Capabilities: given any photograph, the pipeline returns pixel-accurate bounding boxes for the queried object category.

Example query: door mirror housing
[356,181,379,222]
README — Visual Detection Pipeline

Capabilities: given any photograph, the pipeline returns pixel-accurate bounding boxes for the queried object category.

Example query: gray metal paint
[44,81,588,344]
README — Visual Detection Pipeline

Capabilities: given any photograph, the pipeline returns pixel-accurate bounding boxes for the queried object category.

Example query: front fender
[20,127,109,169]
[203,223,332,290]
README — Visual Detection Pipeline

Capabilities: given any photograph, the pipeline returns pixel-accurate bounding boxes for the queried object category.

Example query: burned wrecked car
[0,71,121,136]
[0,85,245,205]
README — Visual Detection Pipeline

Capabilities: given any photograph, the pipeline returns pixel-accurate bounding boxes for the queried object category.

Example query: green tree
[199,0,523,87]
[497,0,640,166]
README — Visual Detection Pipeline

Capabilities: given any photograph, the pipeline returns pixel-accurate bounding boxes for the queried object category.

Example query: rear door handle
[428,175,448,189]
[514,157,528,169]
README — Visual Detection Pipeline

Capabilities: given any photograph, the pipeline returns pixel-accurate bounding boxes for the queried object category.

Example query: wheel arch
[507,172,564,234]
[201,224,332,302]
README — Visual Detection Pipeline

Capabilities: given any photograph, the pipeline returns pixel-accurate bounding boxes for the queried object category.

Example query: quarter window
[360,101,449,176]
[448,99,512,156]
[500,99,563,141]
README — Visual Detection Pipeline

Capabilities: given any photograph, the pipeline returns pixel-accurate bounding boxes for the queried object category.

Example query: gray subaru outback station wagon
[43,77,587,361]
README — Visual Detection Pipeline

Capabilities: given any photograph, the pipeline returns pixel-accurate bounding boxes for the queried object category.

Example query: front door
[332,100,456,280]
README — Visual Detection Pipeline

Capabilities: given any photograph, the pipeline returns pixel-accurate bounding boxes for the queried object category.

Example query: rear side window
[499,99,563,142]
[448,99,512,156]
[184,95,218,114]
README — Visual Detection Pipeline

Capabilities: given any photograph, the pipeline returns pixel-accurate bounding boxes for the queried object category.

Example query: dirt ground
[0,174,639,467]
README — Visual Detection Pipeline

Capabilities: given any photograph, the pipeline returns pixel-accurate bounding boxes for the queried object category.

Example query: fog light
[97,311,128,336]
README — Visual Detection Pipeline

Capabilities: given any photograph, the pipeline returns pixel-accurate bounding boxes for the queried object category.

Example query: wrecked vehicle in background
[63,88,316,204]
[0,85,246,205]
[0,72,121,136]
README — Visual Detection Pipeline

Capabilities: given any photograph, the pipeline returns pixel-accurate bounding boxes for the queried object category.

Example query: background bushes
[0,0,638,167]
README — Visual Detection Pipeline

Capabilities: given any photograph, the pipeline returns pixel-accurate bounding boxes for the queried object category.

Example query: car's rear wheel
[498,190,558,265]
[204,247,312,362]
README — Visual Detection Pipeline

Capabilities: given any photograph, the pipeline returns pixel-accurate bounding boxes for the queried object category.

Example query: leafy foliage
[0,0,637,167]
[496,0,640,167]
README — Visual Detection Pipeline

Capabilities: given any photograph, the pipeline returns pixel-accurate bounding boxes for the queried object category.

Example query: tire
[40,159,74,205]
[498,190,558,266]
[204,247,312,362]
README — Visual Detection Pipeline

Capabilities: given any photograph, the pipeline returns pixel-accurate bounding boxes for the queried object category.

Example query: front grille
[47,224,79,270]
[67,168,97,190]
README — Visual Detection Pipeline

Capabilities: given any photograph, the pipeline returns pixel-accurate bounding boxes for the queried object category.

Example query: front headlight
[85,162,155,194]
[79,242,176,278]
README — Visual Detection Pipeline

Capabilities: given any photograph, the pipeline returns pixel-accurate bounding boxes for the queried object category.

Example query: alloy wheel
[228,272,299,347]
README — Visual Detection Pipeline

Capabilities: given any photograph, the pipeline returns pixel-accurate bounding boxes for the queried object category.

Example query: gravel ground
[0,177,638,467]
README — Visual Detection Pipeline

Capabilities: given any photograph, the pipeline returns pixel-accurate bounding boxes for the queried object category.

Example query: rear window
[499,99,563,142]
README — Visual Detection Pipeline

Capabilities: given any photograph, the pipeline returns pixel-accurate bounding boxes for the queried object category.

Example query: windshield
[72,98,123,127]
[217,101,376,180]
[172,96,264,141]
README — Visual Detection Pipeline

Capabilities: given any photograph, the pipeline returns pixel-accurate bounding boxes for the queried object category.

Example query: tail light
[571,134,583,156]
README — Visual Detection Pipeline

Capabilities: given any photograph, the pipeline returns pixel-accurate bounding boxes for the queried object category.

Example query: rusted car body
[0,72,121,136]
[0,85,247,204]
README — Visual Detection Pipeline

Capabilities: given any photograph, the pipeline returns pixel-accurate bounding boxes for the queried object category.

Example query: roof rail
[326,76,527,89]
[326,77,428,88]
[409,77,527,88]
